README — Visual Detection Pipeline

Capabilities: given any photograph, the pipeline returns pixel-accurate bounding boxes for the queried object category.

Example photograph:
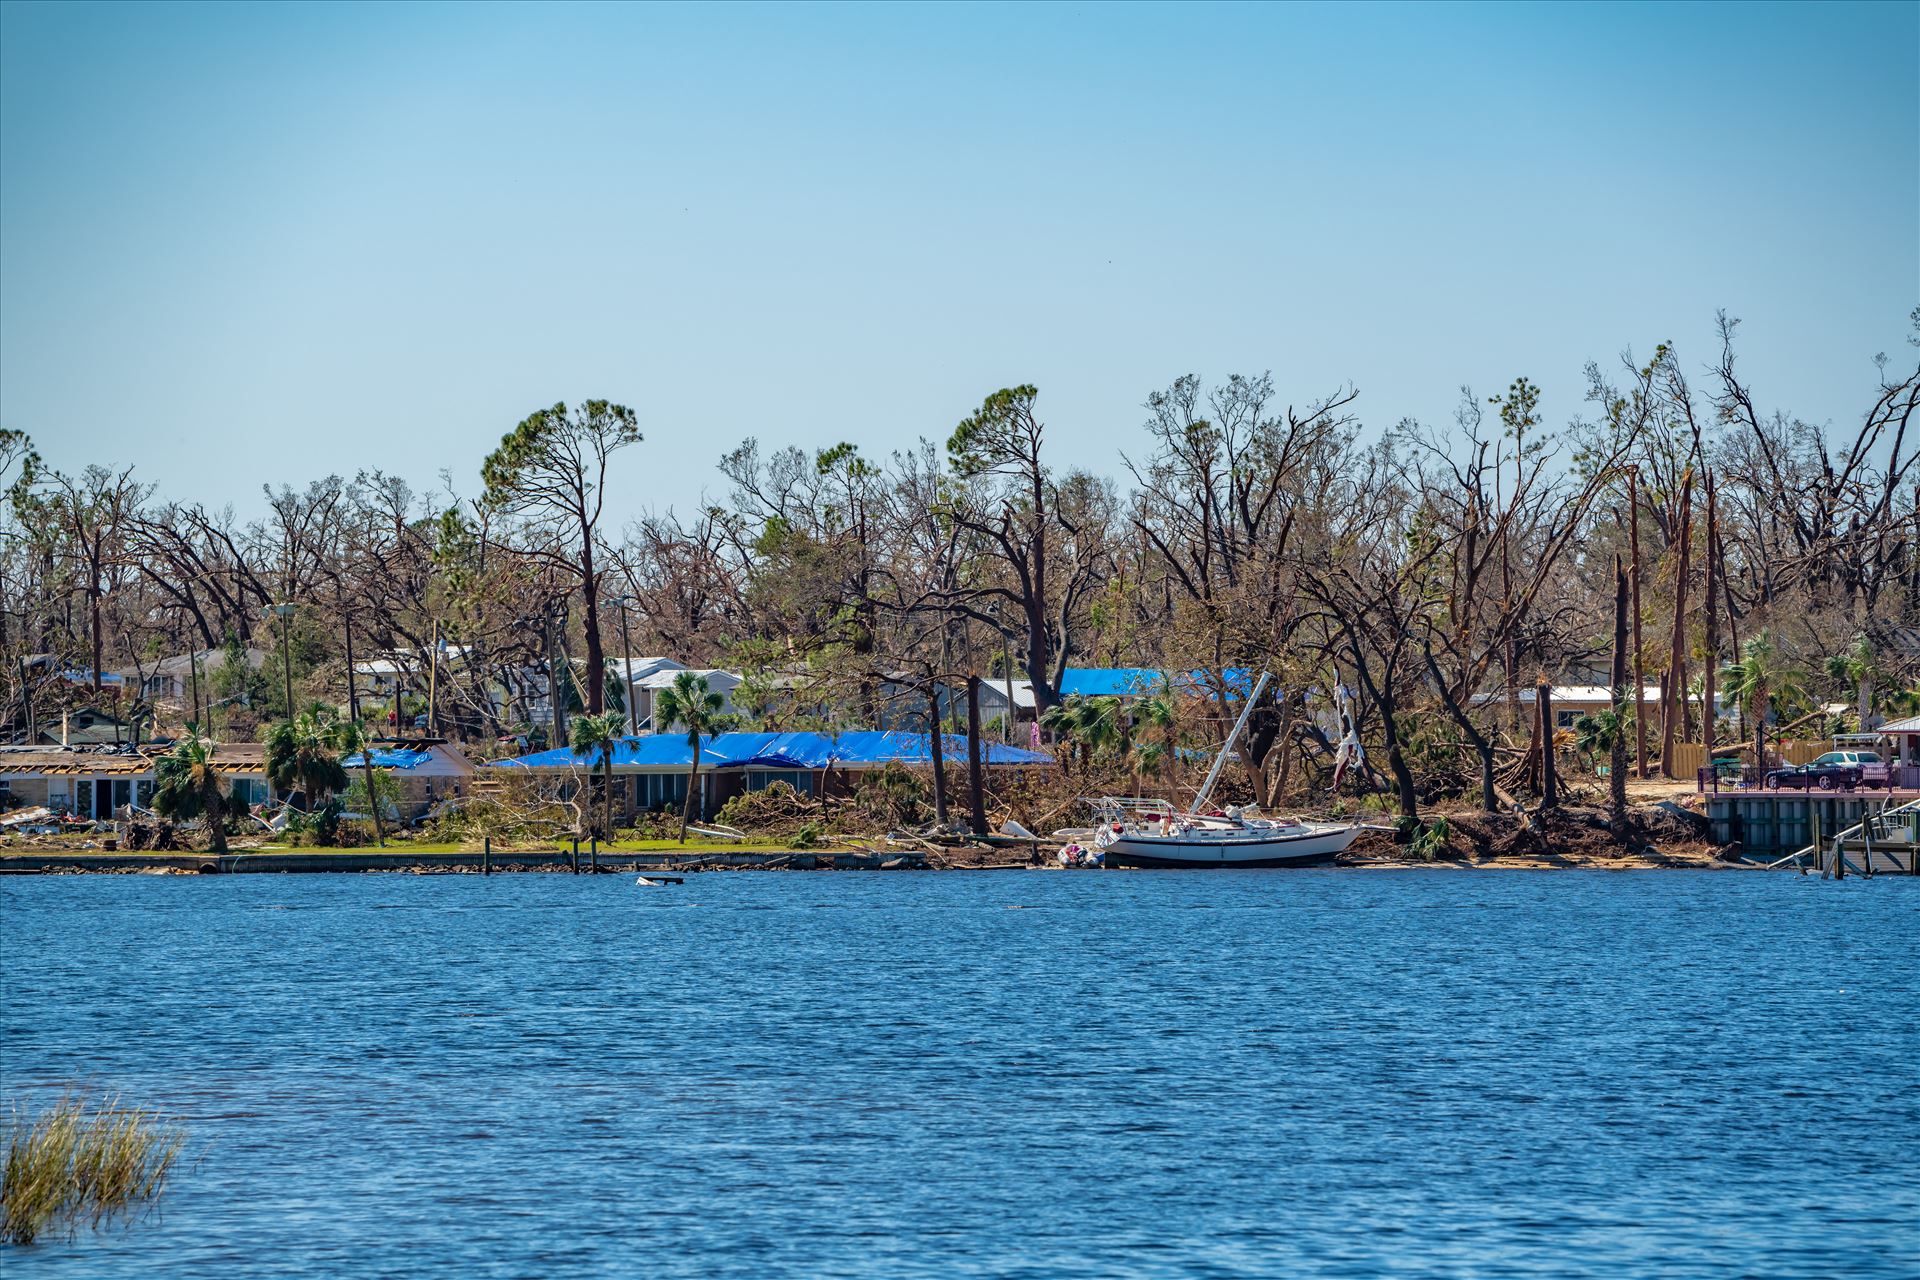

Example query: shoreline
[0,846,1762,875]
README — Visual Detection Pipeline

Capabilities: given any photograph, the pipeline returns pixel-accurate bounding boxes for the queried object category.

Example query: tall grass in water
[3,1094,185,1245]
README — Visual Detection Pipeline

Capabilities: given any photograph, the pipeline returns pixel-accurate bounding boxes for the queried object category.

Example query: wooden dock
[1707,791,1920,876]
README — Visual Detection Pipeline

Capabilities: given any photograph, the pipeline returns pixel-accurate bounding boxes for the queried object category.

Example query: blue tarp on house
[1053,667,1259,700]
[1059,668,1169,697]
[484,731,1053,771]
[737,730,1052,768]
[486,735,724,770]
[341,748,434,770]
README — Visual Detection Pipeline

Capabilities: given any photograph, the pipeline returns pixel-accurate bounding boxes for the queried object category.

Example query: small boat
[1092,803,1360,868]
[1081,671,1362,869]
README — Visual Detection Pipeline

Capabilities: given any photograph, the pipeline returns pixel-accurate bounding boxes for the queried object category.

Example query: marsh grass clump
[3,1094,185,1246]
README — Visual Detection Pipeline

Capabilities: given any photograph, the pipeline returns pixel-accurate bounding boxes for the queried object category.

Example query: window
[639,774,688,810]
[745,769,813,796]
[1555,710,1580,729]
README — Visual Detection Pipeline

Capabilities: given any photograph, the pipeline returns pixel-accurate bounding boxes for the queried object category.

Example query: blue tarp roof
[1054,667,1258,699]
[1059,668,1168,698]
[485,731,1052,771]
[341,748,434,770]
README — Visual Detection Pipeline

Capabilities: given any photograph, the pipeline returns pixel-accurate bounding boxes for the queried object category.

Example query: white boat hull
[1100,823,1361,868]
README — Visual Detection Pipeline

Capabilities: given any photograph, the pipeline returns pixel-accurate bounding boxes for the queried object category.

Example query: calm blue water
[2,869,1915,1278]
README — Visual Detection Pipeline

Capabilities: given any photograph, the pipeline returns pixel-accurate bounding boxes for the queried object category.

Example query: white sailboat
[1088,672,1364,869]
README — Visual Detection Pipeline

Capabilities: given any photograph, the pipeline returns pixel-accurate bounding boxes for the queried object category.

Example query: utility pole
[343,615,360,723]
[1001,628,1014,744]
[188,644,202,732]
[267,602,296,721]
[19,656,35,746]
[426,618,440,739]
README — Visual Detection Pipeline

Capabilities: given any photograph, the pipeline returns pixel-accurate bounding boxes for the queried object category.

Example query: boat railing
[1086,796,1179,820]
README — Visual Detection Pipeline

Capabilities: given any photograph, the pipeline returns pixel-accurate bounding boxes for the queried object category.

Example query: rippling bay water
[2,869,1915,1277]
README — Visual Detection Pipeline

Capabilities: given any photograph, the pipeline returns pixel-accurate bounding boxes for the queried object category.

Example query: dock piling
[483,836,491,876]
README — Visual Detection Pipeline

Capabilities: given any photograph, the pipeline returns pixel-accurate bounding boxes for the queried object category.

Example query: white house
[631,666,737,729]
[122,648,271,705]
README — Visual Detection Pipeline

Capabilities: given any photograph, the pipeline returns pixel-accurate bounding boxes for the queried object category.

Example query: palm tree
[569,710,628,842]
[1128,694,1176,794]
[1881,685,1920,720]
[1041,695,1121,775]
[1823,634,1880,730]
[151,733,233,853]
[1572,706,1624,769]
[265,710,350,810]
[654,671,728,843]
[336,718,385,847]
[1720,630,1807,769]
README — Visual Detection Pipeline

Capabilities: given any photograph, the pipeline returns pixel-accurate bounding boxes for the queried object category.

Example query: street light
[265,602,296,720]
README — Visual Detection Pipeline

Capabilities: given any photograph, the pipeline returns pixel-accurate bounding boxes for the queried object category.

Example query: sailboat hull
[1100,824,1360,868]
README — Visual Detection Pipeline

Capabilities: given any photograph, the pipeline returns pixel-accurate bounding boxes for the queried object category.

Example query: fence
[1659,739,1828,778]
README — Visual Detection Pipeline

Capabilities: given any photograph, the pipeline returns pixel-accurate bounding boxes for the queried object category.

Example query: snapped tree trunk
[1630,470,1648,778]
[965,675,987,836]
[1610,557,1630,818]
[1702,476,1719,768]
[927,688,949,826]
[1539,682,1559,809]
[1661,468,1694,778]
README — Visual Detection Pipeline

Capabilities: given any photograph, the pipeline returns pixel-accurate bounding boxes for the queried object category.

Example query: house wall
[0,776,51,808]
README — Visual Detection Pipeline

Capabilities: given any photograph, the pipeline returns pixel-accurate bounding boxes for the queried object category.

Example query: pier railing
[1768,795,1920,877]
[1696,765,1920,794]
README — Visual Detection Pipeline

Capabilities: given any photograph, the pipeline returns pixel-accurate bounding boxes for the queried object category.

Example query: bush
[853,763,925,827]
[1406,816,1452,862]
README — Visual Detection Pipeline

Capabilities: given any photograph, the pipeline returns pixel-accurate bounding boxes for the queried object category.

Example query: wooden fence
[1591,740,1830,778]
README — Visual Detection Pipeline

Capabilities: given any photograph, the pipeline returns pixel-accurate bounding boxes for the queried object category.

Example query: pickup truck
[1763,750,1890,791]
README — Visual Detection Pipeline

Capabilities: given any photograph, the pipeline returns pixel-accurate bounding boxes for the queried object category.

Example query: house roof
[130,648,270,678]
[620,657,686,680]
[1475,685,1704,705]
[633,667,738,690]
[0,746,152,776]
[484,730,1052,772]
[1011,667,1259,703]
[0,741,266,776]
[340,742,473,774]
[1877,714,1920,734]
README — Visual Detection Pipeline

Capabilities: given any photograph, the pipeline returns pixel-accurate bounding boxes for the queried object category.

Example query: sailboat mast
[1192,671,1271,811]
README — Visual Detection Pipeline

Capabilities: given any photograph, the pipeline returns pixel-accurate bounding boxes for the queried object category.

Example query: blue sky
[1,1,1913,527]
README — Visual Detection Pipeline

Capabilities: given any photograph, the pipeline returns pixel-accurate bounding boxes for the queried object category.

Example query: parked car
[1763,750,1886,791]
